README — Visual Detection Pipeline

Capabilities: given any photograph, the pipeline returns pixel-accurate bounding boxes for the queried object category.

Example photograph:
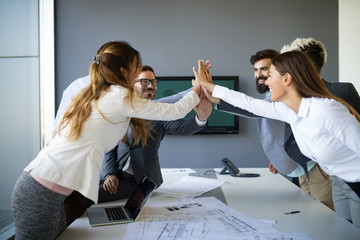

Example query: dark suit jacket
[101,117,203,187]
[323,80,360,113]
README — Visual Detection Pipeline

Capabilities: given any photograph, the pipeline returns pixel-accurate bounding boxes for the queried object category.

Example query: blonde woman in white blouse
[194,51,360,227]
[11,41,201,239]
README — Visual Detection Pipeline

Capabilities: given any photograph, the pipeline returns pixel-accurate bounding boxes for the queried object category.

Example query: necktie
[116,128,134,172]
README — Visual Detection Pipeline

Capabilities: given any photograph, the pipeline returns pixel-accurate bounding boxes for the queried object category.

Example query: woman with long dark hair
[195,51,360,227]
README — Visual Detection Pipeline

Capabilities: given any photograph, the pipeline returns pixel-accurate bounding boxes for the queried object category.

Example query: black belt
[345,182,360,198]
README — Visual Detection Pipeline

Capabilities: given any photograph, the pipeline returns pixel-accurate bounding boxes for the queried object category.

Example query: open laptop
[86,175,157,227]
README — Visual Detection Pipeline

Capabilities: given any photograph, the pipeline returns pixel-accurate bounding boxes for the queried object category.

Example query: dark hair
[250,49,279,65]
[272,51,360,122]
[296,42,325,73]
[141,65,155,77]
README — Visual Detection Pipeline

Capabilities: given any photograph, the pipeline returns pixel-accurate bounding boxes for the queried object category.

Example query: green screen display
[154,76,239,134]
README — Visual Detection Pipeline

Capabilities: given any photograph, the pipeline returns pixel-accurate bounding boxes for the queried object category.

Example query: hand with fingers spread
[193,60,215,92]
[204,60,213,84]
[193,60,220,104]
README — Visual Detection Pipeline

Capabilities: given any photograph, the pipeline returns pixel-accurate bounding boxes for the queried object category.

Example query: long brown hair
[272,51,360,122]
[59,41,151,145]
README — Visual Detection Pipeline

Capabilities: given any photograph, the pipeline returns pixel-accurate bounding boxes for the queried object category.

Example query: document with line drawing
[123,197,312,240]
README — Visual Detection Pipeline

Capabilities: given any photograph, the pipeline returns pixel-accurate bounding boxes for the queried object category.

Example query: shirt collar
[265,91,272,101]
[297,97,311,118]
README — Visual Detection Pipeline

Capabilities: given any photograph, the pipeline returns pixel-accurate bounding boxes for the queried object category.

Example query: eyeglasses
[135,78,160,86]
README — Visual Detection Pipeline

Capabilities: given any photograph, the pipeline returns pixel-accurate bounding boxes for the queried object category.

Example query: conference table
[58,168,360,240]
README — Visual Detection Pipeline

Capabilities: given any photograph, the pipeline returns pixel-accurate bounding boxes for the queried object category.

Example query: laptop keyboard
[105,207,127,221]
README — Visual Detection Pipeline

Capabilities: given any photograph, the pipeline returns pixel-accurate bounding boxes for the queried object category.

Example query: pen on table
[284,211,300,215]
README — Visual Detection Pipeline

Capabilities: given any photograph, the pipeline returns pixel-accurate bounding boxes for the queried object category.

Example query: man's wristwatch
[105,174,113,179]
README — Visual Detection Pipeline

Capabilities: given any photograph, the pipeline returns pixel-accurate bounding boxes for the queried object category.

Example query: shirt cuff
[212,85,228,99]
[195,115,207,126]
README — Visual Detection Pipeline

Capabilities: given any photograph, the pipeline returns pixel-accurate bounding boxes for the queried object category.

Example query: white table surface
[58,168,360,239]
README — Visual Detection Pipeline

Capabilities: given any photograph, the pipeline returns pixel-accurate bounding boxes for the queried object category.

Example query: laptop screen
[125,176,157,219]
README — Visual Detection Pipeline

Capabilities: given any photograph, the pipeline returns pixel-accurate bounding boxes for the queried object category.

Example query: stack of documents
[155,175,226,198]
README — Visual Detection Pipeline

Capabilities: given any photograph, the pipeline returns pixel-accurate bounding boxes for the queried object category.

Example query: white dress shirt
[25,84,200,203]
[213,85,360,183]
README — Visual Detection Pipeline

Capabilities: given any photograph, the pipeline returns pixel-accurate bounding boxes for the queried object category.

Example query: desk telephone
[220,158,260,177]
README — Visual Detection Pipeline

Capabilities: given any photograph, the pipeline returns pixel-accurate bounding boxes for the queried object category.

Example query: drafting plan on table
[123,197,312,240]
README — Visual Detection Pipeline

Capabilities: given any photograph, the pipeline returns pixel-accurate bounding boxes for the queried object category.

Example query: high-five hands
[192,61,209,97]
[193,60,213,90]
[191,78,201,96]
[193,60,220,104]
[194,90,213,121]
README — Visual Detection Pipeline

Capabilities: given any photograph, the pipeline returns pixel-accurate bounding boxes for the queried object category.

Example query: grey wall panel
[55,0,338,168]
[0,58,40,208]
[0,0,40,215]
[0,0,39,57]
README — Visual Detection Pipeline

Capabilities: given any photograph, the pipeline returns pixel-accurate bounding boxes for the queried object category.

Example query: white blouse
[213,85,360,183]
[25,85,200,202]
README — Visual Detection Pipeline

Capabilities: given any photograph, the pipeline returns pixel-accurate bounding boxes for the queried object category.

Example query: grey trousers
[331,175,360,228]
[11,171,67,240]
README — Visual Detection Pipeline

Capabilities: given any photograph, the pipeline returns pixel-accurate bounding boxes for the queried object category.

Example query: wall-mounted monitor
[155,76,239,134]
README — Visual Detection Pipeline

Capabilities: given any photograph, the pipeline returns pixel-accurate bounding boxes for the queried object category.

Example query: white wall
[339,0,360,92]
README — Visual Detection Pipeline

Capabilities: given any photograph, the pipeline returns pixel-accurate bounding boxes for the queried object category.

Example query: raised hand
[191,78,201,96]
[193,60,215,93]
[204,60,213,83]
[203,87,220,104]
[194,88,213,121]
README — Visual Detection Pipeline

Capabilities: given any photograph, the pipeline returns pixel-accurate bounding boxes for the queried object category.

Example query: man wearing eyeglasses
[58,65,212,226]
[134,65,160,99]
[98,65,212,203]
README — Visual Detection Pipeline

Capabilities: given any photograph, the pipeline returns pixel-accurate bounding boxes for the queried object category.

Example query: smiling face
[265,64,288,102]
[253,58,272,94]
[134,70,157,99]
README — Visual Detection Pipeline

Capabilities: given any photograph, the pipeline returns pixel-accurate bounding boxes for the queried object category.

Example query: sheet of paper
[155,176,226,198]
[124,197,312,240]
[161,168,196,174]
[143,196,233,215]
